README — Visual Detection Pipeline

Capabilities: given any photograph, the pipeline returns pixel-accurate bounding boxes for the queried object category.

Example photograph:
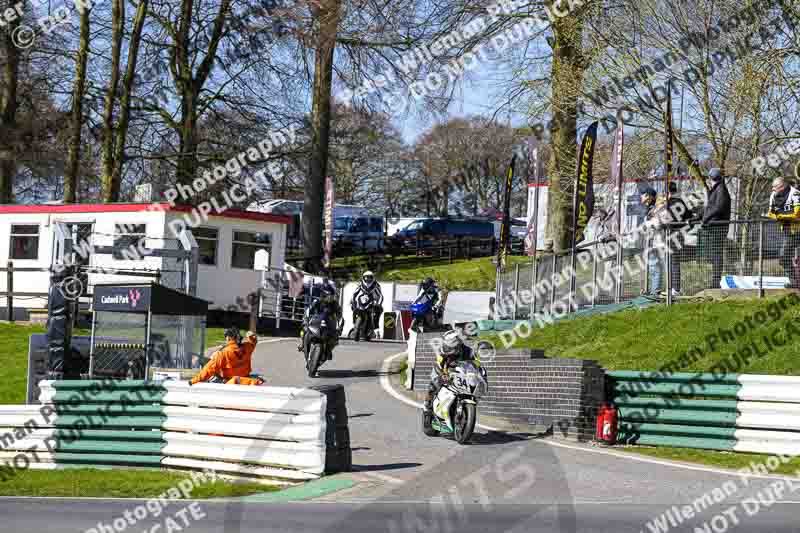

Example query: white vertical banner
[524,138,543,256]
[323,175,335,268]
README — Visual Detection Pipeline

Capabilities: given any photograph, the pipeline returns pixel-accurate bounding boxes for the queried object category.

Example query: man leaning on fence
[768,177,800,288]
[701,168,731,289]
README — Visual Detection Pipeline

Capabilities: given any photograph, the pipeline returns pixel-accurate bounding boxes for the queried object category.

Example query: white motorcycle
[422,361,488,444]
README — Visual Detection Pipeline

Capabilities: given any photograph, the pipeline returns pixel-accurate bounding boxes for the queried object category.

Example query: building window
[194,227,219,266]
[113,223,146,260]
[9,225,39,260]
[231,231,271,269]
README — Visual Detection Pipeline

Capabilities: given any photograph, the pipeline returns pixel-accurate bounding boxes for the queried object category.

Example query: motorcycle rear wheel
[454,402,476,444]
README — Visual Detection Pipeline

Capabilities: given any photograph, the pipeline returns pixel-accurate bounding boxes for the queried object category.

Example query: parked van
[332,216,385,252]
[393,218,494,250]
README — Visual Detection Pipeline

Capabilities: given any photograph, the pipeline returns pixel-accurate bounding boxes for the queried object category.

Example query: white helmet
[362,271,375,288]
[440,330,463,356]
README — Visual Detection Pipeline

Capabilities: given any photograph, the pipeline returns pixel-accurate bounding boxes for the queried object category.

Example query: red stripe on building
[0,203,292,225]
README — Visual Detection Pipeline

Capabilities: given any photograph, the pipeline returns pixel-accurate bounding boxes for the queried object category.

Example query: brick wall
[412,332,605,442]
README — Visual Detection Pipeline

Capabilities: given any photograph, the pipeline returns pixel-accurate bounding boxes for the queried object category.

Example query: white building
[0,202,290,314]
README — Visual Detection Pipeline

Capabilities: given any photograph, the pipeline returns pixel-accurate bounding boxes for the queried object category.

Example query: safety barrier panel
[0,380,351,483]
[610,371,800,454]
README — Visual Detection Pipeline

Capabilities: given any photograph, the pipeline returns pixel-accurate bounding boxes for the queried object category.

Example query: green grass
[0,468,276,498]
[380,256,530,291]
[483,296,800,375]
[0,323,47,404]
[622,446,800,476]
[206,327,227,347]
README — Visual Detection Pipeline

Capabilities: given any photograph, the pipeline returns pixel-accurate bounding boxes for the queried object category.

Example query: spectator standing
[767,177,800,288]
[661,181,691,295]
[641,187,662,295]
[701,168,731,289]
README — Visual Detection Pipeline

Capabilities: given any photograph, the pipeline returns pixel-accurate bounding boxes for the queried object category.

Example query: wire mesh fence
[495,220,799,319]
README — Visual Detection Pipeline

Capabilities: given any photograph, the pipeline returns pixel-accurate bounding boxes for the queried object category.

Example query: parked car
[392,218,494,251]
[332,216,385,252]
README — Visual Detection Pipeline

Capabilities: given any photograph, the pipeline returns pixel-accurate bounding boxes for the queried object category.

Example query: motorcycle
[304,311,338,378]
[422,361,488,444]
[409,291,442,332]
[350,292,378,341]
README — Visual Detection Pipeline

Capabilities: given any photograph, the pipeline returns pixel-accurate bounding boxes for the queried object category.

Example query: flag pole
[528,139,541,319]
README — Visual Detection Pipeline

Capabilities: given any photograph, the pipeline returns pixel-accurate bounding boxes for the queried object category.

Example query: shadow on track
[351,462,423,473]
[316,369,394,379]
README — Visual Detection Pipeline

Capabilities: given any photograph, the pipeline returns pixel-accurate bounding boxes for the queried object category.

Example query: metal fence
[497,220,800,320]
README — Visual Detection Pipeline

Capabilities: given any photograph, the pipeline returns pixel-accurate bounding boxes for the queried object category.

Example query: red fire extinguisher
[595,403,618,445]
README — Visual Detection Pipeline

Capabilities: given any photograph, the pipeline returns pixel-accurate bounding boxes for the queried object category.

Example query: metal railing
[497,219,800,320]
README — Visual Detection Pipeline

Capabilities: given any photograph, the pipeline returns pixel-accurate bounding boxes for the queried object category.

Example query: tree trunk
[177,91,198,189]
[111,0,148,193]
[304,0,341,273]
[101,0,124,202]
[546,13,587,252]
[64,6,91,203]
[0,1,24,203]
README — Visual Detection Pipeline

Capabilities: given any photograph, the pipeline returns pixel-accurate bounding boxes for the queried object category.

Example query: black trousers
[705,225,727,289]
[780,230,800,287]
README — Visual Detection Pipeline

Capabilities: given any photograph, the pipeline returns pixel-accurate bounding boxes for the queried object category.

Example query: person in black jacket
[664,181,691,295]
[701,168,732,289]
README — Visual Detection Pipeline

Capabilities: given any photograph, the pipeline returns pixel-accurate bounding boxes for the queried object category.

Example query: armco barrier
[0,380,350,482]
[610,371,800,454]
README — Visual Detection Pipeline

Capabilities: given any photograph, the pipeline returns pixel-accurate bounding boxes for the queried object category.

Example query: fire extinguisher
[595,402,618,445]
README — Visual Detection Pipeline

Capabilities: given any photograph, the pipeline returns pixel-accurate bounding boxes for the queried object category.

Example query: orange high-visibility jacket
[239,335,258,376]
[190,340,250,384]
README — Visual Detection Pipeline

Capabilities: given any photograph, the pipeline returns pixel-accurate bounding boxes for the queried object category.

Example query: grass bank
[482,295,800,374]
[380,256,529,291]
[0,468,273,498]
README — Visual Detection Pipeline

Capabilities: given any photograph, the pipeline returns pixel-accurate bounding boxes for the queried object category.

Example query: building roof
[0,202,292,225]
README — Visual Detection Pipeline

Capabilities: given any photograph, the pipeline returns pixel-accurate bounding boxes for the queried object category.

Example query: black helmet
[422,277,435,290]
[320,280,336,297]
[224,327,240,340]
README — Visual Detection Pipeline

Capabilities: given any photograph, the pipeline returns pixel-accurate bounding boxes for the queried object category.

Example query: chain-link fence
[496,220,799,319]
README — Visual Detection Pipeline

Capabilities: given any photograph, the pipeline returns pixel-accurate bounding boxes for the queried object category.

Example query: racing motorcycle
[422,360,488,444]
[303,310,338,378]
[409,291,442,332]
[350,292,377,341]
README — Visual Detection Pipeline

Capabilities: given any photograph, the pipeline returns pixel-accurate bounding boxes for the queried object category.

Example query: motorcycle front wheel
[307,343,322,378]
[454,402,477,444]
[354,315,364,341]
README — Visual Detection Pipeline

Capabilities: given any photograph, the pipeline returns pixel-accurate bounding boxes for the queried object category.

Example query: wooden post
[6,261,12,323]
[758,221,765,299]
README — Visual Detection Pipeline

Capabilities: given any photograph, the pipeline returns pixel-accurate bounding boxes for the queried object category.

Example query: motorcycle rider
[415,277,442,323]
[423,330,480,420]
[190,327,251,385]
[298,279,343,354]
[350,270,383,341]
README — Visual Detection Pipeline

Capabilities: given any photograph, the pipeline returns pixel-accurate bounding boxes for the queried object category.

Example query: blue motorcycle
[409,291,442,332]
